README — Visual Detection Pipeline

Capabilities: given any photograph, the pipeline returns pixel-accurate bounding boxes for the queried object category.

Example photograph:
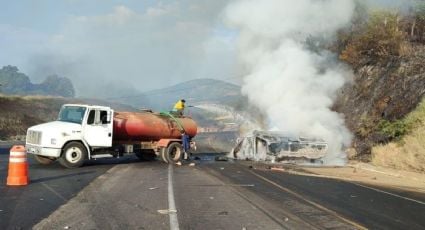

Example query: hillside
[0,94,136,140]
[0,65,75,97]
[112,78,256,133]
[0,79,249,141]
[334,43,425,158]
[371,98,425,172]
[114,78,245,111]
[332,6,425,172]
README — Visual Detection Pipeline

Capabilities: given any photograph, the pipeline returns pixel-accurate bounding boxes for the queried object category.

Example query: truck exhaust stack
[231,131,328,164]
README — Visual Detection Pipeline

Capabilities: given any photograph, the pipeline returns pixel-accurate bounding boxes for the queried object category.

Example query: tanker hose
[159,112,186,133]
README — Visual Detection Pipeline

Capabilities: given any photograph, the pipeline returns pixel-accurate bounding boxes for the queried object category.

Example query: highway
[0,143,424,229]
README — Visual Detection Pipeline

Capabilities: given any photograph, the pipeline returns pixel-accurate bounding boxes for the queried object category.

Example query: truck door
[84,109,113,147]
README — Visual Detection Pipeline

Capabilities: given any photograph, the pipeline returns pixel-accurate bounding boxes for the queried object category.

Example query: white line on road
[41,182,67,202]
[352,182,425,206]
[248,170,368,230]
[279,168,425,205]
[168,164,180,230]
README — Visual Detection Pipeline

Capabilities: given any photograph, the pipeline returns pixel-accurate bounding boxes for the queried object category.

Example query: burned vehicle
[232,131,328,164]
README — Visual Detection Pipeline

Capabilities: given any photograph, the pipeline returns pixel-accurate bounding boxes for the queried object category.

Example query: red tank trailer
[113,111,197,141]
[112,111,198,163]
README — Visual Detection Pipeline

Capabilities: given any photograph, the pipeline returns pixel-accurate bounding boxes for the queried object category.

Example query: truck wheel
[34,155,56,165]
[58,142,87,168]
[160,147,169,163]
[135,149,156,161]
[164,142,183,164]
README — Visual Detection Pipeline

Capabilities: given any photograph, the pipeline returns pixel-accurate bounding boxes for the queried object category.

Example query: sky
[0,0,419,98]
[0,0,236,97]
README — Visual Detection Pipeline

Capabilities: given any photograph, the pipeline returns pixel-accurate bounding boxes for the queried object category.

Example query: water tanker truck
[25,104,197,168]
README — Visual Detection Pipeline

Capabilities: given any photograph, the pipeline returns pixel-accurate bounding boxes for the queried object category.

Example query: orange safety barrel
[7,145,29,186]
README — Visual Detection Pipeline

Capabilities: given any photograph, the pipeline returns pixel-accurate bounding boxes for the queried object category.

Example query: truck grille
[27,130,42,145]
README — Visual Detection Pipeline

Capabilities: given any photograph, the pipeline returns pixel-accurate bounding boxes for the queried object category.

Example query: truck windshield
[58,106,87,124]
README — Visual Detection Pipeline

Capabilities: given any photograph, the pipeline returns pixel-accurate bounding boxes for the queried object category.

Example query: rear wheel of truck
[135,149,156,161]
[164,142,183,164]
[34,155,56,165]
[160,147,169,163]
[59,142,87,168]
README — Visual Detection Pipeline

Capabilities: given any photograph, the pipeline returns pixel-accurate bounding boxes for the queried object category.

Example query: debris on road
[218,211,229,216]
[270,167,285,172]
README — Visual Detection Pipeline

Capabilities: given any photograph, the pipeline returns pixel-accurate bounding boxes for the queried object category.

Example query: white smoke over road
[224,0,355,164]
[195,103,262,132]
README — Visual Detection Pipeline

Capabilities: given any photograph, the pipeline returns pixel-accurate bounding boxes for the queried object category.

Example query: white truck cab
[26,104,114,168]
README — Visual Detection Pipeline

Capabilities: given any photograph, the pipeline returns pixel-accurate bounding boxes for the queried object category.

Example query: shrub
[377,119,409,140]
[372,98,425,172]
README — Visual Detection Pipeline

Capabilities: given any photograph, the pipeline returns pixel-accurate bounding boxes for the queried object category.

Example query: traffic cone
[7,145,29,186]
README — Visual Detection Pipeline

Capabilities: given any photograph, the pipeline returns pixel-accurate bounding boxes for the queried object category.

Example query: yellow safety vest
[174,100,185,110]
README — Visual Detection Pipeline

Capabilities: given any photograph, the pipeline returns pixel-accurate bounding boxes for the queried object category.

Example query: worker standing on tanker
[172,99,186,116]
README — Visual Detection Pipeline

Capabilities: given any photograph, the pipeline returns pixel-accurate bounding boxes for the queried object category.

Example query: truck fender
[157,138,181,148]
[81,139,92,159]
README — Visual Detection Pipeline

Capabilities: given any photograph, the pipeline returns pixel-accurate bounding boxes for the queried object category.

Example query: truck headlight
[51,138,57,145]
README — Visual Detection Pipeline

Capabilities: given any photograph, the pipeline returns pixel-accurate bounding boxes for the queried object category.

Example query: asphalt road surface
[0,143,137,229]
[1,143,425,229]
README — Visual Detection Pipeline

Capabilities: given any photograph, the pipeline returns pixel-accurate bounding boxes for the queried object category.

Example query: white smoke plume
[195,103,262,132]
[224,0,355,164]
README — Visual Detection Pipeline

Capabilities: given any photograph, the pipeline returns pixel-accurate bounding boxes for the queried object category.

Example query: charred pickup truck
[232,131,328,164]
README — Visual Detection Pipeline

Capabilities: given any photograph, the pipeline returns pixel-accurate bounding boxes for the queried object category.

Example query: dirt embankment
[0,95,69,140]
[334,44,425,160]
[0,95,137,140]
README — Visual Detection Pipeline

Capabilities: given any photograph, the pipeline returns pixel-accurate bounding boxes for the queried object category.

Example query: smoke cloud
[224,0,355,164]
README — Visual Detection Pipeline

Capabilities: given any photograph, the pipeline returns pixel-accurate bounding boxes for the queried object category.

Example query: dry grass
[0,93,61,100]
[0,94,70,140]
[372,100,425,172]
[399,41,414,57]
